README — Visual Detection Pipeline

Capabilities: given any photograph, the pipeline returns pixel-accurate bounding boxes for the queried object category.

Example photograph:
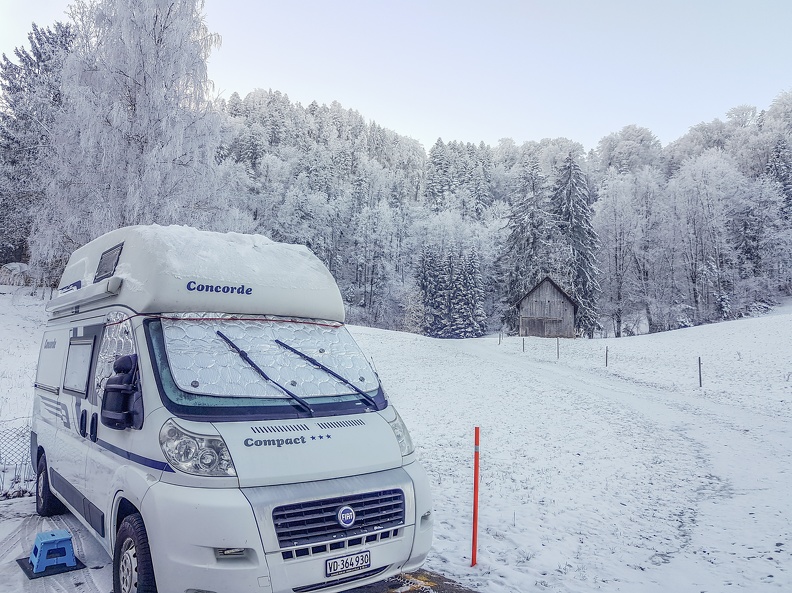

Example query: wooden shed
[516,277,577,338]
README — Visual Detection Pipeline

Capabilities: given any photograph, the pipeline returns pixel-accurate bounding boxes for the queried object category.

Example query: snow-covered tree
[596,125,662,174]
[0,22,74,262]
[416,245,444,336]
[624,166,673,333]
[764,90,792,139]
[666,150,749,322]
[550,153,600,336]
[499,155,554,332]
[465,247,488,336]
[425,139,452,212]
[766,138,792,219]
[29,0,224,284]
[594,169,640,336]
[416,244,487,338]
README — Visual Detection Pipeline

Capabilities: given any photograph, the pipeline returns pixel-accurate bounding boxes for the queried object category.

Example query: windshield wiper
[274,339,379,409]
[216,330,314,416]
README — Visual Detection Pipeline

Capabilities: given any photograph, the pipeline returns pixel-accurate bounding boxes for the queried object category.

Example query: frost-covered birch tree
[29,0,224,283]
[666,150,748,322]
[594,169,639,336]
[625,166,674,333]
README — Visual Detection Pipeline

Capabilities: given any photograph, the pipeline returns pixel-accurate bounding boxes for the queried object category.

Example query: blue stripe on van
[96,439,175,472]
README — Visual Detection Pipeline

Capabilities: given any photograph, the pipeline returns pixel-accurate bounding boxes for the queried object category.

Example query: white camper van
[31,225,433,593]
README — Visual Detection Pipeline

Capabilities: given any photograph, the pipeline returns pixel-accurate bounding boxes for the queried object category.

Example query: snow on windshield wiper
[274,339,378,409]
[216,330,315,416]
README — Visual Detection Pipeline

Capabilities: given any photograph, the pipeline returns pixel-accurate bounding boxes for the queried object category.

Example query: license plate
[325,550,371,577]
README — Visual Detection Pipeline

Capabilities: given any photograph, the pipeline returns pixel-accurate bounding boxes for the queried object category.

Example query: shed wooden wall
[518,279,575,338]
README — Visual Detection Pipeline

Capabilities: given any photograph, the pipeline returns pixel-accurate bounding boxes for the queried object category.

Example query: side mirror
[101,388,144,430]
[100,354,144,430]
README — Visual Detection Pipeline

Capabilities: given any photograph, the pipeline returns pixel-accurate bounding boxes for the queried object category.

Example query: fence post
[698,357,702,387]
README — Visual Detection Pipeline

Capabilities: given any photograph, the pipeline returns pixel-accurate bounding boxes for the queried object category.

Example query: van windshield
[144,314,386,420]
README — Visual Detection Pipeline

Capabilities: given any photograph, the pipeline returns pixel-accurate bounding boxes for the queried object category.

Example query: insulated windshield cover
[161,314,379,398]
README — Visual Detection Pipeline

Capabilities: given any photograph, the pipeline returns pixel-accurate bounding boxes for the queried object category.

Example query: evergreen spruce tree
[425,139,451,212]
[417,245,487,339]
[416,245,442,336]
[471,143,493,219]
[0,22,74,263]
[499,156,554,333]
[449,248,470,338]
[467,247,488,336]
[766,138,792,219]
[551,153,601,336]
[435,250,457,338]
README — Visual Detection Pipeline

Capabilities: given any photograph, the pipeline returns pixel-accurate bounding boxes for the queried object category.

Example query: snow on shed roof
[515,276,578,312]
[50,225,345,321]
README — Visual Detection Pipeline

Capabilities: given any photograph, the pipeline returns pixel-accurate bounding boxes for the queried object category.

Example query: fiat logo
[337,505,356,529]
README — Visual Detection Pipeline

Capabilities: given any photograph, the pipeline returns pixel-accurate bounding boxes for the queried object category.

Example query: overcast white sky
[2,0,791,151]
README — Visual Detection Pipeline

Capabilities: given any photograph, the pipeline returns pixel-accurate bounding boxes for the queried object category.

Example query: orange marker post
[471,426,480,567]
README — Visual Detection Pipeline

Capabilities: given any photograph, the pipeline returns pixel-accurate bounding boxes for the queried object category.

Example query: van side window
[63,337,96,396]
[95,312,136,397]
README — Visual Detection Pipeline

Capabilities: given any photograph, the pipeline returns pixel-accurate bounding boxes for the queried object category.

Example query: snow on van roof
[54,225,345,321]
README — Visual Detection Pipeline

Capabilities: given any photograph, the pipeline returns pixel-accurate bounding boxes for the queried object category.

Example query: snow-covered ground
[0,285,790,592]
[0,287,47,425]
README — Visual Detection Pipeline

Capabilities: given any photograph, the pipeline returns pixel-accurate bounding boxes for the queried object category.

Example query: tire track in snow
[0,498,109,593]
[45,513,106,593]
[487,346,792,590]
[0,514,36,568]
[354,327,791,592]
[364,333,709,591]
[0,512,40,593]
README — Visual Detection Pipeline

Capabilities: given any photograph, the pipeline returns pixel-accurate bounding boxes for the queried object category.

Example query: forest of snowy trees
[2,0,791,338]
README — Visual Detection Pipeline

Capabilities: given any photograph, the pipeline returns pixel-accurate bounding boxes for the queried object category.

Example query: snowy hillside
[0,286,790,592]
[0,287,47,424]
[351,307,792,592]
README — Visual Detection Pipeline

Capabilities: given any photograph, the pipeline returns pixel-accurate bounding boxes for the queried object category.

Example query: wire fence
[0,418,34,498]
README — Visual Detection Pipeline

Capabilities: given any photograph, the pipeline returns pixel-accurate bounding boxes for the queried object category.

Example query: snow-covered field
[0,285,791,592]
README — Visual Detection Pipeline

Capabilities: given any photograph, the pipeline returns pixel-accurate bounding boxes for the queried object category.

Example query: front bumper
[140,463,433,593]
[245,463,433,592]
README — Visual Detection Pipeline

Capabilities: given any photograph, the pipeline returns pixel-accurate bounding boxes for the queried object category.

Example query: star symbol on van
[310,436,316,441]
[318,435,324,440]
[326,434,332,439]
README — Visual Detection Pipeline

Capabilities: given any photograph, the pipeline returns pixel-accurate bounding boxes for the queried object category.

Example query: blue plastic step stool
[29,530,76,574]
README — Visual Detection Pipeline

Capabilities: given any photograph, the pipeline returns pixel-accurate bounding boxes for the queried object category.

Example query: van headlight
[160,419,237,477]
[389,408,415,456]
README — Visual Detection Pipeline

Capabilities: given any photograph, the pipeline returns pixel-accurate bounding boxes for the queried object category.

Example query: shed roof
[515,276,578,314]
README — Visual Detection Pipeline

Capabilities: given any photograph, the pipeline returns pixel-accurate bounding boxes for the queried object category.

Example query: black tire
[113,513,158,593]
[36,454,66,517]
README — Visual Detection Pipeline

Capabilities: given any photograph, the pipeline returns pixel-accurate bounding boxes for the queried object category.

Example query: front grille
[281,528,401,561]
[273,489,405,548]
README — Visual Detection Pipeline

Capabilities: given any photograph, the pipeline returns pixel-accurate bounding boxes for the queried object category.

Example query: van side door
[33,328,69,478]
[49,322,104,532]
[80,314,140,541]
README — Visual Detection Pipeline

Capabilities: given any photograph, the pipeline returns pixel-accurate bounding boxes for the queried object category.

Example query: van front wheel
[36,454,65,517]
[113,513,158,593]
